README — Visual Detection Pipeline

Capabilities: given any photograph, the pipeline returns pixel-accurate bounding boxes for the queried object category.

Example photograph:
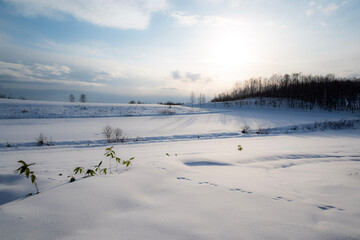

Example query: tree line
[211,73,360,111]
[69,93,87,103]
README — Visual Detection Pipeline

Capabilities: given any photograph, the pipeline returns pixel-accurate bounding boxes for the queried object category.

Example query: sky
[0,0,359,103]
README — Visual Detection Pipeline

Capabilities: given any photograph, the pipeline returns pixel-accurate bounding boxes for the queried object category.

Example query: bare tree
[198,93,206,107]
[201,93,206,105]
[190,91,195,107]
[79,94,87,103]
[69,94,75,102]
[113,128,123,142]
[103,125,113,143]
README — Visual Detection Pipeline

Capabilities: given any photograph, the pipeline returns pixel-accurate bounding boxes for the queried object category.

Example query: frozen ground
[0,99,359,239]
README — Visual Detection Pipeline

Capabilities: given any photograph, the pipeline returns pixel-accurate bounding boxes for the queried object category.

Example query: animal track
[273,196,292,202]
[175,177,346,212]
[177,177,256,196]
[229,188,252,194]
[177,177,191,181]
[348,171,359,176]
[198,181,218,186]
[316,205,343,211]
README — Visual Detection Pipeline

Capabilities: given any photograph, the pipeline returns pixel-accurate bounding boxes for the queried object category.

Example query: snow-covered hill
[0,99,359,239]
[0,99,204,119]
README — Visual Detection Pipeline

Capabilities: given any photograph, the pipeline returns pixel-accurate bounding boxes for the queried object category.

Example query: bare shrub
[103,125,113,143]
[36,134,54,146]
[113,128,123,142]
[242,125,250,134]
[306,125,313,131]
[36,133,47,146]
[47,137,54,146]
[256,126,269,135]
[159,108,175,115]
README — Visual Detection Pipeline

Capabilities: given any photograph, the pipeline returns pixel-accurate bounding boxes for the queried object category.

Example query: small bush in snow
[113,128,123,142]
[14,160,39,194]
[103,125,113,143]
[73,167,97,178]
[36,133,46,146]
[73,161,107,180]
[105,146,134,173]
[159,108,175,115]
[36,133,54,146]
[242,126,250,134]
[103,125,124,143]
[238,145,243,151]
[73,147,134,181]
[256,127,269,135]
[291,126,298,131]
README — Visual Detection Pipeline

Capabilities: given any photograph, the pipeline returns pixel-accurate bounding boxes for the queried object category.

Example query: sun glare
[202,30,257,70]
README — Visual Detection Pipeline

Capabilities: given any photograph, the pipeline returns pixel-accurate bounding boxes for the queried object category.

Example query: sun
[199,28,259,73]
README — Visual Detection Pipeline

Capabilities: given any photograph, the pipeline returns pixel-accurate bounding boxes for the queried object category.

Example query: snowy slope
[0,98,204,119]
[1,100,358,147]
[0,99,359,239]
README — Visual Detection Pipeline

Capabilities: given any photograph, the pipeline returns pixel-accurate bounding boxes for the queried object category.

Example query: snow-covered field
[0,99,359,239]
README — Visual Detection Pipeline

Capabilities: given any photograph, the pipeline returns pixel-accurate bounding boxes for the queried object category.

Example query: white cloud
[171,11,200,26]
[185,72,201,82]
[307,1,348,16]
[35,63,71,76]
[0,61,102,87]
[306,9,314,16]
[229,0,242,8]
[4,0,168,30]
[171,11,243,27]
[321,3,339,14]
[0,36,168,93]
[0,61,34,77]
[171,71,181,80]
[196,0,242,8]
[171,70,213,83]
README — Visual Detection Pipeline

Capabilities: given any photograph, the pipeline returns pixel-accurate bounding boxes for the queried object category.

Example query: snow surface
[0,99,359,239]
[0,98,204,119]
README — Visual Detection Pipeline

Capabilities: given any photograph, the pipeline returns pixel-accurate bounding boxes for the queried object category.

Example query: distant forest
[211,73,360,111]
